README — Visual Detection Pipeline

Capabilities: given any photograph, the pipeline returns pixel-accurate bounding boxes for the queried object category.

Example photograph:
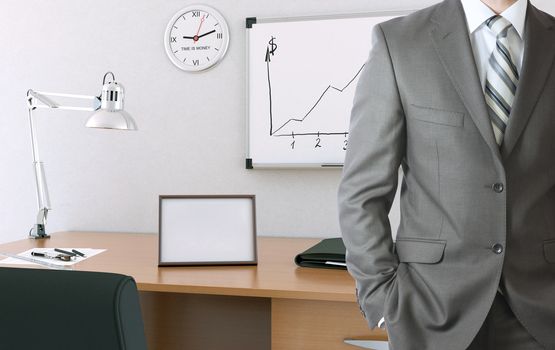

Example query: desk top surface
[0,232,357,302]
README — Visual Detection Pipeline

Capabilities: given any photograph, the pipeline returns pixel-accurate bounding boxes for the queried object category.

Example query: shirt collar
[460,0,528,38]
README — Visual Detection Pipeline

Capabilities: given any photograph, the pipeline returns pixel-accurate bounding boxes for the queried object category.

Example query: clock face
[164,5,230,72]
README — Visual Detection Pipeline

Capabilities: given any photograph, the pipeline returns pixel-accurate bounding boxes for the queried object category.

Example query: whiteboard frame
[158,195,258,266]
[245,10,411,169]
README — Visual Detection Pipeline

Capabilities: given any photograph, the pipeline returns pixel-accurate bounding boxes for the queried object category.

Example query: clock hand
[183,29,215,41]
[194,15,205,43]
[197,29,216,39]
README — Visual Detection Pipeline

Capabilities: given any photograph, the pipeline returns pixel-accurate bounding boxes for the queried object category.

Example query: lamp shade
[86,109,137,130]
[86,74,137,130]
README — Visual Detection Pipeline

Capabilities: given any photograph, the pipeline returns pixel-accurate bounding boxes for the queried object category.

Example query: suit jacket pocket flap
[395,239,446,264]
[543,240,555,263]
[409,104,464,127]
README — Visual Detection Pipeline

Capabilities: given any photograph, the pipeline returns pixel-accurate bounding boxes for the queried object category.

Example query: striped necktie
[484,15,519,146]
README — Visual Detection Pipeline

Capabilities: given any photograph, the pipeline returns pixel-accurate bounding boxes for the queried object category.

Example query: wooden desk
[0,232,387,349]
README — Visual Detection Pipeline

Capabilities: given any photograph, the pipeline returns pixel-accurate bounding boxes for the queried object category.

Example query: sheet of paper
[0,248,105,267]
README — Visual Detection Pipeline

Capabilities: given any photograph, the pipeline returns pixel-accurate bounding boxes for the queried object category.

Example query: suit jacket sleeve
[338,24,405,328]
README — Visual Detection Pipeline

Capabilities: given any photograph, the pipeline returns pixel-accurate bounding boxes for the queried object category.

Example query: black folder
[294,237,346,270]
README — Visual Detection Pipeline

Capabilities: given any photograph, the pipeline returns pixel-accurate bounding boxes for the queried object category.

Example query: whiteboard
[158,195,257,266]
[246,12,406,168]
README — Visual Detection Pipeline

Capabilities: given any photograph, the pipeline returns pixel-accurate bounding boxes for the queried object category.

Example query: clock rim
[164,4,230,72]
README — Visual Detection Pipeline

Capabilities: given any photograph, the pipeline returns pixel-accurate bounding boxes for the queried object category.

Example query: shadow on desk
[141,292,270,350]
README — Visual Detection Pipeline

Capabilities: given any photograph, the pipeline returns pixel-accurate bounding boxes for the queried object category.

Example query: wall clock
[164,5,230,72]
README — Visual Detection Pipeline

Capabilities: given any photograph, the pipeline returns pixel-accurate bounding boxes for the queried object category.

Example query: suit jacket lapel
[501,4,555,158]
[430,0,502,162]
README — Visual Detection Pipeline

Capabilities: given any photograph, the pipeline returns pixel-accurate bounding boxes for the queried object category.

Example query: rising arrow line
[265,46,274,136]
[265,52,365,136]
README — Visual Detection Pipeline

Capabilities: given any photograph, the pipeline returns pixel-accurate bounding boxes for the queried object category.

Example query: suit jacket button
[492,183,504,193]
[492,243,504,254]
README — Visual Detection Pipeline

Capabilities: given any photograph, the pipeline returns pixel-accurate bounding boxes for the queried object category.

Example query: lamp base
[29,234,50,240]
[29,224,50,239]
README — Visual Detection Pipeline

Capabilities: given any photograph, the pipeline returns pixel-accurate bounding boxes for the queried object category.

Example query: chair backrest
[0,267,147,350]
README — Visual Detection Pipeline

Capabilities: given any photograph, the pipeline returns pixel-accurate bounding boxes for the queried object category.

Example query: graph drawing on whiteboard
[246,12,406,168]
[265,36,365,139]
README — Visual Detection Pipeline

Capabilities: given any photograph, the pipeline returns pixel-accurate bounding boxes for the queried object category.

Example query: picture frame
[158,195,258,266]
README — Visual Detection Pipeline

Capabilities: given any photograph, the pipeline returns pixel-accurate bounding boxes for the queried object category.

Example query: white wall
[1,0,552,244]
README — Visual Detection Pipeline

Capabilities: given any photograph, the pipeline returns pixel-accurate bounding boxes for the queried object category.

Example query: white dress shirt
[460,0,528,90]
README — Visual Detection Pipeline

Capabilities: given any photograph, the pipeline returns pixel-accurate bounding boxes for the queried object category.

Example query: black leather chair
[0,267,147,350]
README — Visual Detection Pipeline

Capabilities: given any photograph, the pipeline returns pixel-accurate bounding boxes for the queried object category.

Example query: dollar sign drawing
[269,36,277,55]
[265,36,278,62]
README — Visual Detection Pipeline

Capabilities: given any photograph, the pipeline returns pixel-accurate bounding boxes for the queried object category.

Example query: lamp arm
[26,104,51,238]
[27,90,101,111]
[26,89,103,238]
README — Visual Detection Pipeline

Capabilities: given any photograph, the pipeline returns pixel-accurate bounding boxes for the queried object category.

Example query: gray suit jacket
[338,1,555,349]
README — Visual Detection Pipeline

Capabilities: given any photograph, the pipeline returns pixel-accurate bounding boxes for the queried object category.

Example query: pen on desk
[54,248,76,257]
[71,249,86,257]
[32,251,73,262]
[31,251,49,258]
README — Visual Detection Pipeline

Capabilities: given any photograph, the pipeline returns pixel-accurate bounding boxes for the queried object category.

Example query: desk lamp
[26,72,137,239]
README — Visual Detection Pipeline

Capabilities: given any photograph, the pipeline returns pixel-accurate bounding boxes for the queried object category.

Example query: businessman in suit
[338,0,555,349]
